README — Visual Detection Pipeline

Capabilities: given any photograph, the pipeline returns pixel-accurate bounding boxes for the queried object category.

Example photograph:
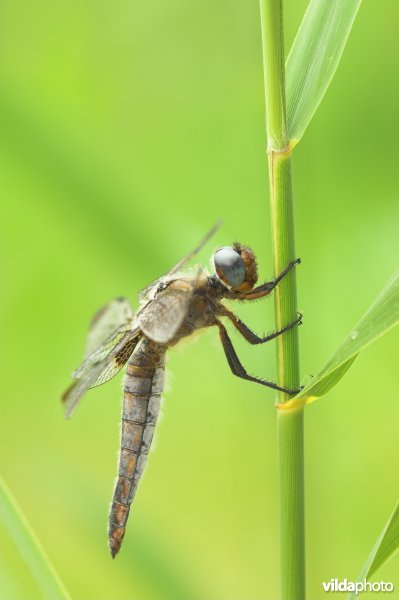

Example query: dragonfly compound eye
[214,246,246,288]
[214,243,258,291]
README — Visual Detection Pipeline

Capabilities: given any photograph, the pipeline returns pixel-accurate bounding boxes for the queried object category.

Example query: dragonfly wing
[138,221,221,302]
[62,328,141,418]
[138,274,201,344]
[84,297,134,359]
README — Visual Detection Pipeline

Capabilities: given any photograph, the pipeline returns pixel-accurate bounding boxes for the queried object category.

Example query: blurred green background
[2,1,399,598]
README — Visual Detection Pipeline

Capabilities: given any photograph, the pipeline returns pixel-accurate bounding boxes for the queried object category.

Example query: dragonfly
[62,223,301,558]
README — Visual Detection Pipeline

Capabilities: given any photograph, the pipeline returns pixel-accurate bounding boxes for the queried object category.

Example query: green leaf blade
[368,502,399,578]
[348,500,399,599]
[286,0,362,145]
[0,475,70,600]
[295,269,399,404]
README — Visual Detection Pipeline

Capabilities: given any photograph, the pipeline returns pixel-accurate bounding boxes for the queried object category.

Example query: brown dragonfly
[62,223,301,558]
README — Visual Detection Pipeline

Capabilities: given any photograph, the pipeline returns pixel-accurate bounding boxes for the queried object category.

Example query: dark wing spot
[115,337,140,366]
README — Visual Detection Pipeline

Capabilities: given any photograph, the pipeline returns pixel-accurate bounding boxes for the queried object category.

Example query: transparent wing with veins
[138,268,204,344]
[138,220,221,303]
[63,221,221,416]
[62,298,140,418]
[84,297,135,358]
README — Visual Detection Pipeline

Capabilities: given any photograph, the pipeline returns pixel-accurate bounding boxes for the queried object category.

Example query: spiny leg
[225,259,300,300]
[220,308,302,345]
[216,321,300,395]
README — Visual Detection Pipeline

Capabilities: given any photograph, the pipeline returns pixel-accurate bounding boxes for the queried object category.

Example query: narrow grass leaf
[0,475,70,600]
[286,0,362,145]
[348,499,399,599]
[293,268,399,404]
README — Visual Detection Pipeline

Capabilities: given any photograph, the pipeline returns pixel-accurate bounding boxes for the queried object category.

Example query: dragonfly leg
[220,309,302,344]
[224,259,300,300]
[216,321,300,395]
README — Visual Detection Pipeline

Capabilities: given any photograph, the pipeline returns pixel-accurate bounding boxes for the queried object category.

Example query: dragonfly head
[213,243,258,291]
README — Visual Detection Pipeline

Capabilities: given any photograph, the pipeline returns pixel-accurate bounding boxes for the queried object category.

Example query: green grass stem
[268,151,300,400]
[260,1,305,598]
[260,0,288,150]
[277,406,305,600]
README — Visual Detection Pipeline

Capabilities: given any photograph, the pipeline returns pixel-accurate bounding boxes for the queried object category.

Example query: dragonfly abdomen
[108,339,165,558]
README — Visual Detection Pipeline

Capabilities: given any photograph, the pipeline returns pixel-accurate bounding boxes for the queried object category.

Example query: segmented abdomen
[108,338,165,557]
